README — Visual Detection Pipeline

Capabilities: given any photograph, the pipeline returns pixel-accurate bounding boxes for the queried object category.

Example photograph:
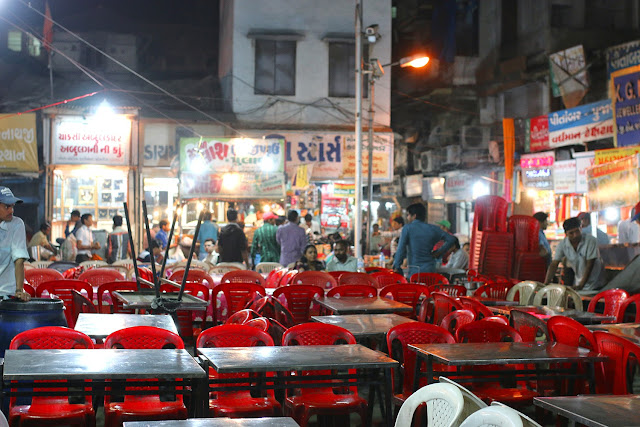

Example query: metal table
[198,344,398,427]
[113,290,208,311]
[410,342,606,394]
[587,323,640,344]
[534,395,640,427]
[314,296,414,315]
[470,296,513,306]
[124,418,299,426]
[489,305,616,324]
[2,349,208,417]
[311,314,415,341]
[74,313,179,341]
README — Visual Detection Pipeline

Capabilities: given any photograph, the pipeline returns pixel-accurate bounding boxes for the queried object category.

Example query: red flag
[43,1,53,53]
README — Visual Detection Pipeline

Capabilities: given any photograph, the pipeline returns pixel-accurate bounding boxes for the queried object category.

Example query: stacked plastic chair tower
[469,195,512,278]
[508,215,547,282]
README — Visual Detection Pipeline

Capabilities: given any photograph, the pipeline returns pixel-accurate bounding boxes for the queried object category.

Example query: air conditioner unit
[412,152,421,172]
[443,145,461,166]
[427,125,446,147]
[461,126,491,149]
[421,150,437,173]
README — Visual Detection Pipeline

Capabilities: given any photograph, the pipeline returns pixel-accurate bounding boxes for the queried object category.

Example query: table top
[74,313,178,339]
[587,323,640,344]
[198,344,398,373]
[113,290,208,310]
[470,296,513,306]
[314,296,414,314]
[123,418,299,427]
[409,342,607,365]
[489,305,616,323]
[534,395,640,427]
[3,349,206,380]
[311,314,415,338]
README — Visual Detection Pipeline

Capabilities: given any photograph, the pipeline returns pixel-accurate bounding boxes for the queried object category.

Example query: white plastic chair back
[563,287,584,311]
[439,376,487,421]
[112,259,135,269]
[216,262,247,270]
[255,262,283,274]
[506,281,541,305]
[532,284,566,307]
[459,406,524,427]
[171,259,210,271]
[491,402,543,427]
[394,383,464,427]
[31,260,53,269]
[0,408,8,427]
[79,260,108,268]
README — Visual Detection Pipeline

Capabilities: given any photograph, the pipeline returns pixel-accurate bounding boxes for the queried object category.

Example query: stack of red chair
[470,196,513,278]
[508,215,546,282]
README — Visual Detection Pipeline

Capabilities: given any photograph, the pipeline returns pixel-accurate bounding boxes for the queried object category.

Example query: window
[254,39,296,95]
[27,36,41,57]
[8,31,22,52]
[81,46,105,69]
[328,41,369,98]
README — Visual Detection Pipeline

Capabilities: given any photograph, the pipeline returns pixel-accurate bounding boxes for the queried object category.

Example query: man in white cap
[0,186,30,301]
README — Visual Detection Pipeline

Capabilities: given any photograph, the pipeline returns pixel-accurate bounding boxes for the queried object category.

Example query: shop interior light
[526,189,538,198]
[263,204,271,212]
[472,181,490,199]
[260,157,276,172]
[95,100,115,120]
[196,202,204,213]
[605,207,619,222]
[234,138,252,157]
[189,153,208,174]
[222,173,241,190]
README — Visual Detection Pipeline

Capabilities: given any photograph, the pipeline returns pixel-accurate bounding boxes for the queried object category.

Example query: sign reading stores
[547,100,614,148]
[0,113,38,172]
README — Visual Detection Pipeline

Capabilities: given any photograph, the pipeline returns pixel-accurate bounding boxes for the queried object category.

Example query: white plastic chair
[79,260,108,268]
[394,383,464,427]
[459,406,524,427]
[31,260,53,269]
[0,408,8,427]
[171,259,210,271]
[563,286,584,310]
[532,284,566,307]
[216,262,246,270]
[255,262,283,274]
[439,376,487,421]
[491,402,543,427]
[506,281,542,305]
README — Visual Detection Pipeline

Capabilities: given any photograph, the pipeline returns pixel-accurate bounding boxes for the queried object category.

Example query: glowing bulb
[263,204,271,212]
[222,173,240,190]
[196,202,204,213]
[260,157,275,172]
[526,189,538,198]
[400,54,430,68]
[472,181,490,199]
[189,154,207,174]
[605,207,619,222]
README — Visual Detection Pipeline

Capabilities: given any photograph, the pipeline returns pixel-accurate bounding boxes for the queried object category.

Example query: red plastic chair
[248,296,296,329]
[326,271,346,282]
[427,284,466,297]
[439,309,475,336]
[196,324,280,418]
[432,292,464,325]
[370,271,408,288]
[282,323,368,427]
[456,296,494,320]
[337,272,379,288]
[22,282,35,297]
[509,310,548,342]
[279,269,299,287]
[97,280,145,314]
[291,271,337,289]
[78,268,125,287]
[380,284,430,319]
[70,289,97,322]
[160,282,210,339]
[386,323,455,407]
[24,268,64,288]
[594,331,640,395]
[36,279,94,328]
[507,215,540,253]
[220,270,266,286]
[587,289,629,324]
[243,317,271,332]
[225,309,261,325]
[473,283,513,300]
[326,284,377,298]
[273,285,324,324]
[210,282,266,325]
[168,269,216,288]
[456,321,522,343]
[103,326,187,426]
[478,316,509,325]
[265,268,287,288]
[410,272,449,286]
[364,266,394,274]
[615,294,640,323]
[8,326,95,427]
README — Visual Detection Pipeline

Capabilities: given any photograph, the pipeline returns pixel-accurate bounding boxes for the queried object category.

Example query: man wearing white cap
[0,186,30,301]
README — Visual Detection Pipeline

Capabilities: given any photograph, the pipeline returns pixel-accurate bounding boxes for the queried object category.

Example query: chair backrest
[78,268,125,287]
[506,281,542,305]
[327,284,377,298]
[370,271,408,288]
[387,323,455,397]
[70,289,97,326]
[225,309,261,324]
[220,269,266,286]
[439,377,488,422]
[160,282,210,301]
[616,293,640,323]
[208,265,242,275]
[546,315,597,350]
[510,310,548,342]
[278,269,299,286]
[104,326,184,349]
[380,284,430,318]
[283,323,356,346]
[248,296,296,328]
[563,286,584,310]
[211,282,266,323]
[507,215,540,253]
[25,268,64,288]
[291,270,337,289]
[31,260,53,269]
[22,282,36,297]
[473,283,512,300]
[428,284,467,297]
[456,296,494,320]
[171,259,211,271]
[532,284,566,307]
[459,405,524,427]
[79,260,108,268]
[491,402,543,427]
[478,316,509,325]
[432,292,464,325]
[439,310,476,336]
[265,267,287,288]
[593,331,640,394]
[394,383,464,427]
[97,280,147,314]
[36,279,95,328]
[47,261,80,273]
[197,323,274,347]
[338,272,379,288]
[168,269,216,287]
[255,262,283,274]
[588,289,629,317]
[365,266,394,274]
[244,316,271,332]
[272,284,324,324]
[410,273,449,286]
[10,326,94,349]
[456,321,523,343]
[112,258,135,268]
[216,262,247,271]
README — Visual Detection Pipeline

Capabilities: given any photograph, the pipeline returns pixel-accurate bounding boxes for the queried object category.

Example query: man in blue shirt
[155,219,169,250]
[534,211,552,266]
[393,203,456,274]
[198,211,218,260]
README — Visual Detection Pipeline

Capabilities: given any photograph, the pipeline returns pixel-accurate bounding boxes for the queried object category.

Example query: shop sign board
[321,183,355,198]
[594,146,640,165]
[422,177,445,201]
[180,137,284,174]
[342,133,393,183]
[443,172,473,203]
[553,159,577,194]
[142,123,177,167]
[575,152,595,193]
[547,100,614,148]
[52,116,131,165]
[520,151,555,190]
[180,172,285,199]
[606,40,640,77]
[612,65,640,147]
[528,115,550,152]
[403,174,423,197]
[587,154,639,211]
[379,175,401,197]
[0,113,38,172]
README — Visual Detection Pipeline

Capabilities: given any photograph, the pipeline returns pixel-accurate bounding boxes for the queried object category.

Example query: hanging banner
[587,155,639,211]
[549,45,588,108]
[528,115,550,152]
[180,137,284,173]
[553,159,577,194]
[594,146,640,165]
[0,113,38,172]
[575,152,595,193]
[180,172,285,199]
[52,115,132,165]
[547,100,614,148]
[612,65,640,147]
[520,151,554,190]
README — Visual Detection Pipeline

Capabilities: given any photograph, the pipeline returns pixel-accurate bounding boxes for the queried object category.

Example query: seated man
[445,239,468,270]
[325,239,358,272]
[28,222,57,260]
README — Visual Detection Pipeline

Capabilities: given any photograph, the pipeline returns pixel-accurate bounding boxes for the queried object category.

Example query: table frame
[534,395,640,427]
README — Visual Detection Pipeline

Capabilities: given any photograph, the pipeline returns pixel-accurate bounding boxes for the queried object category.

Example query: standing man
[393,203,456,274]
[276,210,307,267]
[75,213,100,263]
[618,202,640,244]
[544,217,606,291]
[217,208,249,266]
[155,219,170,250]
[578,212,610,246]
[0,187,30,301]
[251,211,280,265]
[107,215,129,263]
[198,211,218,260]
[302,213,321,242]
[202,238,219,265]
[533,212,552,266]
[325,239,358,272]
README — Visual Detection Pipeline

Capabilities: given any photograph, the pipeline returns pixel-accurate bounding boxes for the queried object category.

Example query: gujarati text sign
[547,100,613,148]
[180,137,284,173]
[587,155,639,211]
[612,65,640,147]
[0,113,38,172]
